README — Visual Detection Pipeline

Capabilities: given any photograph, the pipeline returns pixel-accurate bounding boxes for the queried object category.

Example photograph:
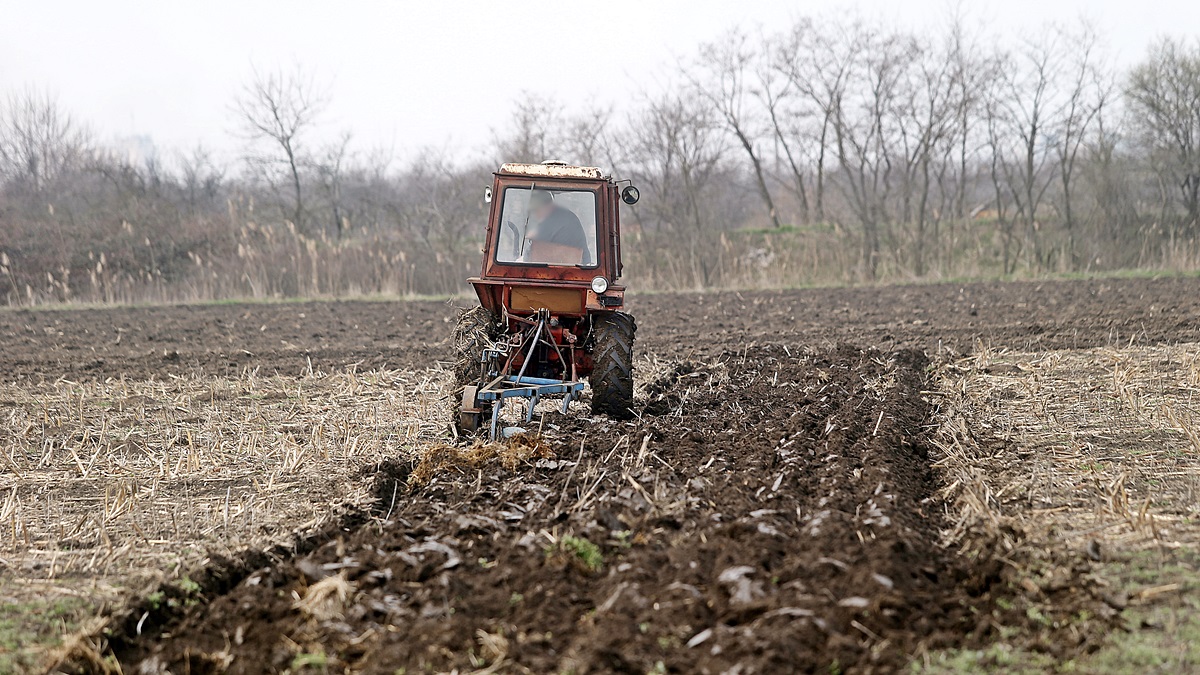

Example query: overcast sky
[3,0,1199,166]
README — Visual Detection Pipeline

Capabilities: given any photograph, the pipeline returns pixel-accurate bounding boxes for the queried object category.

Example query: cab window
[495,186,598,267]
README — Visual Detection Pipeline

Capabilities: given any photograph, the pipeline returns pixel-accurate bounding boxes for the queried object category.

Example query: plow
[454,161,640,438]
[458,308,587,439]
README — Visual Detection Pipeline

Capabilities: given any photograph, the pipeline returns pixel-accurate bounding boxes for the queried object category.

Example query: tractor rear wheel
[453,306,503,436]
[452,306,502,390]
[589,311,636,419]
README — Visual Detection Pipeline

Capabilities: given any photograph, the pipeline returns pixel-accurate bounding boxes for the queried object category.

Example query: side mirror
[620,185,640,205]
[484,186,493,203]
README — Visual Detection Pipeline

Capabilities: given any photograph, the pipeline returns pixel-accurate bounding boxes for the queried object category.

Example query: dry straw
[0,363,457,622]
[931,341,1200,562]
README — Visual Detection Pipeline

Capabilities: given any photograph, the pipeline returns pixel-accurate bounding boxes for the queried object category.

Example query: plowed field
[3,276,1199,673]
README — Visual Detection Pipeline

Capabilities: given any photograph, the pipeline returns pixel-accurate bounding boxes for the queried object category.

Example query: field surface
[5,278,1200,382]
[2,277,1199,673]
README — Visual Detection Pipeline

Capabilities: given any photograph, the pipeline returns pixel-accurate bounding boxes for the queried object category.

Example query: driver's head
[530,189,554,218]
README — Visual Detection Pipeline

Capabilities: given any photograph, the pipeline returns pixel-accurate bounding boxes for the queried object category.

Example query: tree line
[2,14,1199,305]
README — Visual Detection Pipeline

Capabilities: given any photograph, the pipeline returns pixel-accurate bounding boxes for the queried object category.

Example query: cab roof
[497,162,608,181]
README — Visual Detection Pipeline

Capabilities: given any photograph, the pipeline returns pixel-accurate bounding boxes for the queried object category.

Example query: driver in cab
[525,190,590,265]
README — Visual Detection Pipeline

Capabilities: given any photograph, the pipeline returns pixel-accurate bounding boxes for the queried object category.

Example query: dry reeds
[12,209,1200,308]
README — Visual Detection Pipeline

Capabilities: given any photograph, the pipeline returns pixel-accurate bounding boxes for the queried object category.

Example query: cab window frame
[492,184,601,270]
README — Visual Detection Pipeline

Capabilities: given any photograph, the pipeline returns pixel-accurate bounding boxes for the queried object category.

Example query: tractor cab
[468,162,638,319]
[453,161,639,438]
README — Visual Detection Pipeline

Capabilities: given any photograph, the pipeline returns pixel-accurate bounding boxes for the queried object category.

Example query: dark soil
[20,275,1194,673]
[0,299,453,383]
[3,276,1199,383]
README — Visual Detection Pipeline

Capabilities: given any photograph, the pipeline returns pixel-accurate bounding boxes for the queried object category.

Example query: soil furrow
[112,345,1006,674]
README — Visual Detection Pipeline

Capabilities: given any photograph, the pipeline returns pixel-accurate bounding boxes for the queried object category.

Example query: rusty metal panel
[586,287,624,311]
[468,278,505,315]
[509,287,584,314]
[498,163,606,180]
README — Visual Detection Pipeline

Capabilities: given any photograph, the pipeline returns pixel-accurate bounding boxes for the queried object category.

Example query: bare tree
[563,105,632,174]
[12,12,1200,305]
[899,36,959,276]
[986,29,1070,272]
[314,132,353,239]
[828,23,920,279]
[945,17,971,222]
[0,88,91,192]
[689,29,782,228]
[233,65,329,230]
[1052,22,1110,268]
[984,71,1020,275]
[776,18,861,225]
[917,10,992,277]
[494,94,563,163]
[626,91,729,287]
[758,22,859,227]
[394,149,491,293]
[758,22,813,224]
[1084,112,1142,265]
[177,145,225,214]
[1127,37,1200,237]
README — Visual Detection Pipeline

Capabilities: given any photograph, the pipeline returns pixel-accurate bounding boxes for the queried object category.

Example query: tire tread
[589,311,636,419]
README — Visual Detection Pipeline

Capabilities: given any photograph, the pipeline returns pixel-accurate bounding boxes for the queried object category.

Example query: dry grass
[925,342,1200,672]
[295,573,356,623]
[409,434,553,486]
[15,205,1200,309]
[932,341,1200,562]
[11,220,476,307]
[0,363,456,665]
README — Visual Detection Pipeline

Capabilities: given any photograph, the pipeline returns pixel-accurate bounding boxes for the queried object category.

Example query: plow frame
[459,308,586,439]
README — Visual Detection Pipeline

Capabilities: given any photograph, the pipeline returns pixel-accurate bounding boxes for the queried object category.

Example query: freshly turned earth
[4,277,1198,384]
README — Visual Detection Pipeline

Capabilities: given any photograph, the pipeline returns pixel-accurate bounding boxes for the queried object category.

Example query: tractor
[453,161,640,438]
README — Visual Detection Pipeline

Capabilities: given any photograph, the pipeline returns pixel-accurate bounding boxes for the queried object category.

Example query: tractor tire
[452,305,502,390]
[589,311,636,419]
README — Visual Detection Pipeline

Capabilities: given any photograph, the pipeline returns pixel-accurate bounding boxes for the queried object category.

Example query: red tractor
[453,161,639,437]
